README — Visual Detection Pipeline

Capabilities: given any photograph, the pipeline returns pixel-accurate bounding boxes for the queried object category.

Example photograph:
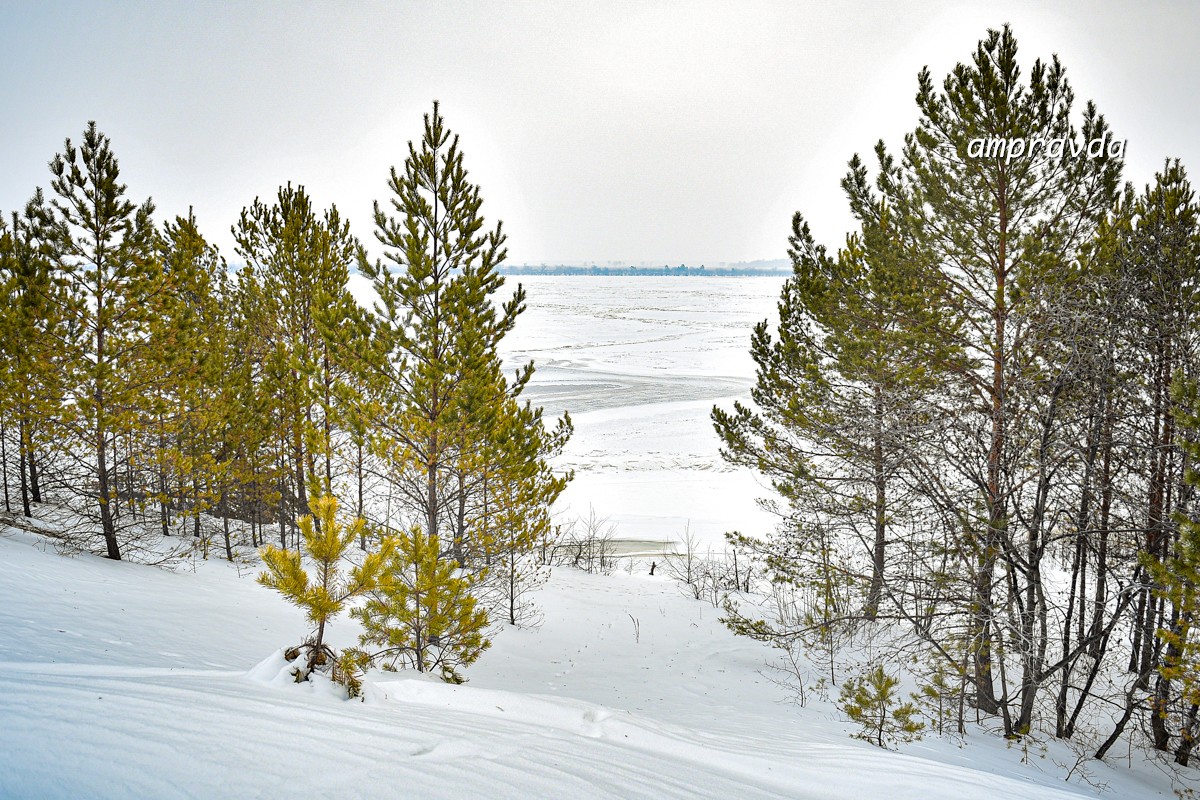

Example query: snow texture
[0,526,1169,799]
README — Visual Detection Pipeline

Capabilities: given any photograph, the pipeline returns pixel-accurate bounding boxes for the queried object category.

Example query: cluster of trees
[715,25,1200,760]
[0,103,571,679]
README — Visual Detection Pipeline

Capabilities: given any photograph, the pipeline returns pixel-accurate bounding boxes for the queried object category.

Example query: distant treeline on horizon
[498,264,790,277]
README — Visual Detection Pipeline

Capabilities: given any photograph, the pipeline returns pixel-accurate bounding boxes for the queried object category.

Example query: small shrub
[839,664,924,748]
[257,493,387,684]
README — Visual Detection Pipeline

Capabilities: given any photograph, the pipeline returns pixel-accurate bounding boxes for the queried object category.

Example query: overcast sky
[2,1,1197,265]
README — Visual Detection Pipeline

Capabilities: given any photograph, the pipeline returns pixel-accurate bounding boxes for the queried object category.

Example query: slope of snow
[0,528,1173,798]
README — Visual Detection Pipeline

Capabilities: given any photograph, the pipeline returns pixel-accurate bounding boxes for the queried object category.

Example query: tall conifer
[44,122,162,559]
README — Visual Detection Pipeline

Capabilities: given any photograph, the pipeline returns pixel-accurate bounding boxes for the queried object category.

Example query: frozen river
[499,276,786,552]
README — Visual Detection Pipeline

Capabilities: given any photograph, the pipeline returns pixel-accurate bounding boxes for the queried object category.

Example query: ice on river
[499,276,786,552]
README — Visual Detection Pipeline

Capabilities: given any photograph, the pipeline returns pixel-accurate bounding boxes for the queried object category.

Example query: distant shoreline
[499,266,790,277]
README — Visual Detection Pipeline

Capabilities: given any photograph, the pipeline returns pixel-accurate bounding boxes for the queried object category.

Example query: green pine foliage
[354,527,490,683]
[150,212,232,545]
[0,198,69,519]
[899,26,1122,727]
[45,122,165,560]
[258,493,388,679]
[838,665,924,748]
[483,402,573,626]
[915,657,966,738]
[0,217,15,515]
[355,100,570,648]
[714,153,957,636]
[234,184,361,531]
[0,110,564,685]
[715,24,1154,745]
[1148,376,1200,764]
[359,100,519,548]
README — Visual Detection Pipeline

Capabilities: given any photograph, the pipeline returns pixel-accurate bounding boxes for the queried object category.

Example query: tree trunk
[509,548,517,626]
[323,350,333,490]
[28,444,41,504]
[155,412,167,528]
[293,412,309,529]
[17,416,30,518]
[357,439,366,550]
[278,454,287,549]
[866,384,886,620]
[426,432,439,544]
[190,476,199,537]
[222,494,233,561]
[1056,534,1084,737]
[974,192,1008,717]
[251,491,259,548]
[1095,681,1142,760]
[454,471,467,567]
[97,430,121,560]
[1,417,10,514]
[1089,401,1115,657]
[1177,704,1200,766]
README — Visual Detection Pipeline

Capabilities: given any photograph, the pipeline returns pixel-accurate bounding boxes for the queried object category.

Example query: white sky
[2,1,1197,265]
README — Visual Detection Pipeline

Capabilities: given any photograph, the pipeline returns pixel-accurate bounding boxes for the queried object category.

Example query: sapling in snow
[838,664,924,748]
[257,493,388,686]
[354,526,490,684]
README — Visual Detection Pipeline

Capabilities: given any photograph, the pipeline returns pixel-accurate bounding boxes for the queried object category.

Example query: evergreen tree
[358,101,515,549]
[479,399,573,626]
[1120,162,1200,754]
[714,156,955,635]
[891,25,1121,724]
[717,26,1140,742]
[259,493,388,676]
[1149,376,1200,765]
[355,101,571,660]
[0,198,68,519]
[149,212,230,544]
[839,664,924,748]
[225,264,285,549]
[354,525,490,683]
[0,216,16,515]
[44,122,163,559]
[233,184,360,528]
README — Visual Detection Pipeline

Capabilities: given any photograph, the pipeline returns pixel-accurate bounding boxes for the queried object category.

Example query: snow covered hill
[0,528,1171,798]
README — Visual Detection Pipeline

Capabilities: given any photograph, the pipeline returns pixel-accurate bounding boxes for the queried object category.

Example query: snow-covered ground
[1,277,1182,797]
[499,276,785,551]
[0,526,1174,799]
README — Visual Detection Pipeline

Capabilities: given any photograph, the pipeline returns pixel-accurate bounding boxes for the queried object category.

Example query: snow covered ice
[499,276,785,552]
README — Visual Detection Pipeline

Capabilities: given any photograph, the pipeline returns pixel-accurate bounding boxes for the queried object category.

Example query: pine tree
[0,200,68,519]
[44,122,164,559]
[233,184,360,530]
[716,26,1134,741]
[355,526,490,683]
[147,212,229,544]
[225,265,284,549]
[356,102,570,649]
[258,493,388,677]
[358,100,514,549]
[714,157,955,637]
[839,664,924,748]
[1148,377,1200,765]
[1123,163,1200,756]
[479,399,573,626]
[0,216,11,512]
[910,26,1119,723]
